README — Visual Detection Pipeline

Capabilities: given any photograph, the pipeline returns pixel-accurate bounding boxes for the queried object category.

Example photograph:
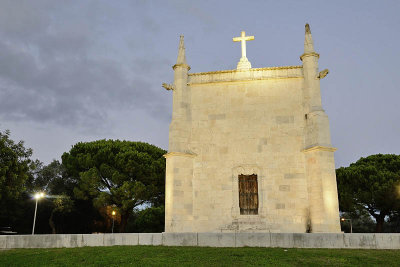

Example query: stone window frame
[231,165,264,219]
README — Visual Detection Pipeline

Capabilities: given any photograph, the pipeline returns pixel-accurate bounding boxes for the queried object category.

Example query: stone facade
[164,24,341,233]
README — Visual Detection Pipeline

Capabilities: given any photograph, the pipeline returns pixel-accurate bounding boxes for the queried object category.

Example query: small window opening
[238,174,259,215]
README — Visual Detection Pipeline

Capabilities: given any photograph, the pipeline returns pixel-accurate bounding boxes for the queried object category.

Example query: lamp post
[341,218,353,233]
[32,192,45,235]
[111,210,116,234]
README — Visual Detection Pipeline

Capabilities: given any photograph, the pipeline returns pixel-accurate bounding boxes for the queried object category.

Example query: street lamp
[32,192,45,235]
[111,210,116,234]
[341,218,353,233]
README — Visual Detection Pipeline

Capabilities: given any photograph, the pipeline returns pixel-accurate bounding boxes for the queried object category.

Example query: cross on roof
[233,31,254,59]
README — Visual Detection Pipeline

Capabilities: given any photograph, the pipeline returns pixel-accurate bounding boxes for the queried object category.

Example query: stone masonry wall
[167,67,315,232]
[2,233,400,249]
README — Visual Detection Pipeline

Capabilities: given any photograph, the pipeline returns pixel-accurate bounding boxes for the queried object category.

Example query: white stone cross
[233,31,254,70]
[233,31,254,59]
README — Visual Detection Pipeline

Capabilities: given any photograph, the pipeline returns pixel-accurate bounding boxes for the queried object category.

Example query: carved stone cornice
[300,52,320,61]
[172,63,191,71]
[188,76,303,86]
[163,151,197,158]
[188,65,302,76]
[302,146,337,153]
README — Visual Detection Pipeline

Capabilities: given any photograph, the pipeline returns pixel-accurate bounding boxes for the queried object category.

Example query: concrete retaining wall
[1,233,399,249]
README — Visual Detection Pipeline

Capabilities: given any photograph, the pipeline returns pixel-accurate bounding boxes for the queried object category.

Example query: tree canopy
[0,130,35,228]
[61,140,166,232]
[31,160,77,234]
[0,130,33,203]
[336,154,400,232]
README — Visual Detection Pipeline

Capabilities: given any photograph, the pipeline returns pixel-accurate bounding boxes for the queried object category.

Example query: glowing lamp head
[34,192,45,199]
[341,218,345,221]
[112,211,116,216]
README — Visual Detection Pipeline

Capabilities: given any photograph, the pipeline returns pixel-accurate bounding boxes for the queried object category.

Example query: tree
[386,211,400,233]
[0,129,33,228]
[31,160,74,194]
[128,206,165,233]
[61,140,166,232]
[0,130,33,202]
[340,210,376,233]
[31,160,76,234]
[336,154,400,232]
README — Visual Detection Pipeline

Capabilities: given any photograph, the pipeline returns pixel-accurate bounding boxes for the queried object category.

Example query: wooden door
[238,174,258,215]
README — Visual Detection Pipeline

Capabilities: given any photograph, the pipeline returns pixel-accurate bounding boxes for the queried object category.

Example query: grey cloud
[0,1,170,133]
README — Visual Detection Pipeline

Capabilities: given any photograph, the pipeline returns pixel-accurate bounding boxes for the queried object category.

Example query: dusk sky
[0,0,399,168]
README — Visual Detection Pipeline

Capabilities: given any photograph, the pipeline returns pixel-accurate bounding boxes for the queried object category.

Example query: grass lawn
[1,246,399,266]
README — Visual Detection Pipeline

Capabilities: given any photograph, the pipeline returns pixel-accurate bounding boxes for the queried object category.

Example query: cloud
[0,0,170,134]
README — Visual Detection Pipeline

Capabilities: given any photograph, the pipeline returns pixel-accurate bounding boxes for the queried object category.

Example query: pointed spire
[173,35,190,70]
[176,35,187,65]
[304,23,315,53]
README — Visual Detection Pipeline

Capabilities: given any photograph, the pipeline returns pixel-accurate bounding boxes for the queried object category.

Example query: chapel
[163,24,341,233]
